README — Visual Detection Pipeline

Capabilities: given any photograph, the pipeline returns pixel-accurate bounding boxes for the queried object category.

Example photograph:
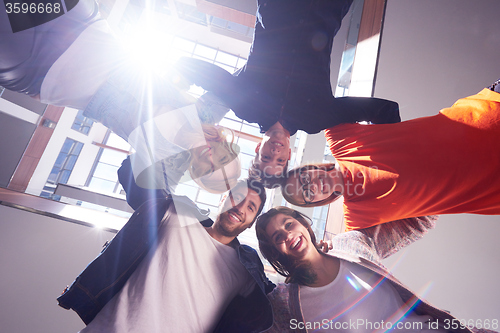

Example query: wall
[0,90,44,188]
[377,0,500,321]
[0,205,115,333]
[0,113,36,187]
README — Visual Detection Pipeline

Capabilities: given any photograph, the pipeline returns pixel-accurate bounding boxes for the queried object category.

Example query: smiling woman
[282,163,343,207]
[125,104,242,195]
[190,125,240,179]
[281,87,500,231]
[256,207,322,285]
[185,124,241,193]
[255,208,493,333]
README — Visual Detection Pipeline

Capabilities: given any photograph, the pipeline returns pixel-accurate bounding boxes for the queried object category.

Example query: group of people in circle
[2,0,500,331]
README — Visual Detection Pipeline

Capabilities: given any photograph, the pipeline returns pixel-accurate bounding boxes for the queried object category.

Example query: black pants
[0,0,101,95]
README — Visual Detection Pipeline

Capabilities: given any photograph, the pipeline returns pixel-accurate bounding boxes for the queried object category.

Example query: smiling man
[207,179,266,243]
[176,0,401,186]
[58,178,275,332]
[252,122,292,182]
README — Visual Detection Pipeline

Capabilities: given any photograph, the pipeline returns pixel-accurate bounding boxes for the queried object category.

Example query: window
[311,205,329,240]
[209,16,255,41]
[87,132,130,195]
[174,1,207,26]
[118,2,143,32]
[71,110,94,135]
[193,44,218,61]
[84,36,263,221]
[40,138,84,200]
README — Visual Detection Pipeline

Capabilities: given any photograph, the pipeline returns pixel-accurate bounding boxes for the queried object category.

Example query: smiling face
[213,186,263,239]
[283,167,341,205]
[253,122,291,177]
[190,140,238,179]
[264,213,317,262]
[193,156,241,194]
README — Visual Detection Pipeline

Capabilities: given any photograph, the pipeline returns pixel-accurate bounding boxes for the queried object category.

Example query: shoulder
[239,243,257,253]
[266,284,305,333]
[237,244,264,270]
[236,243,259,258]
[269,283,290,296]
[267,284,292,314]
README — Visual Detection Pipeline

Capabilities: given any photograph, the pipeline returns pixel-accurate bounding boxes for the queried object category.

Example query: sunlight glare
[58,204,127,231]
[121,17,177,75]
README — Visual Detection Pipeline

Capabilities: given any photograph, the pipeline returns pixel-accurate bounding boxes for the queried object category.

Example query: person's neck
[205,226,237,246]
[306,252,340,288]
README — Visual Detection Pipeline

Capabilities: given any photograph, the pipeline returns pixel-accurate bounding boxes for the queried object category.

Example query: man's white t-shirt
[80,206,255,333]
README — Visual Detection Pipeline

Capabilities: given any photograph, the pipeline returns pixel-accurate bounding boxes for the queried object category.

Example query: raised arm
[175,57,236,96]
[333,96,402,125]
[117,156,168,211]
[359,215,437,259]
[330,216,437,263]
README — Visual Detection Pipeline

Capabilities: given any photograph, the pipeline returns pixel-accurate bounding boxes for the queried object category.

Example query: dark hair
[229,179,267,222]
[255,207,320,285]
[248,156,289,189]
[282,163,342,207]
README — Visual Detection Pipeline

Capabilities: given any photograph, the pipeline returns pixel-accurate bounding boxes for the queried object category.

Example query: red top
[325,89,500,231]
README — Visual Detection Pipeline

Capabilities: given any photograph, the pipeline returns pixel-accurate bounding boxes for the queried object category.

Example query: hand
[318,239,333,253]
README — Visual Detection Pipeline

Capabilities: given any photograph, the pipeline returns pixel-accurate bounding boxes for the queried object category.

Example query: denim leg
[83,69,197,140]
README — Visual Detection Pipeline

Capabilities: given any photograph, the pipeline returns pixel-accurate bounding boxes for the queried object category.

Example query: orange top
[325,89,500,231]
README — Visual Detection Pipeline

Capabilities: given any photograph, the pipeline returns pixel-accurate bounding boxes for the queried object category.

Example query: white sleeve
[40,20,124,109]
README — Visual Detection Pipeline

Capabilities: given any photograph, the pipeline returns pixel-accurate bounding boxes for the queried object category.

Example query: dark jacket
[176,0,400,135]
[57,161,275,333]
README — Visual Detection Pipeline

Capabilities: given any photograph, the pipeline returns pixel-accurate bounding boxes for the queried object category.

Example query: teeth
[229,212,241,222]
[291,237,300,249]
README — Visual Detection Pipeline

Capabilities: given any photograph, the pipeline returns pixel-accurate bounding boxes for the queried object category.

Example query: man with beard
[58,179,275,332]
